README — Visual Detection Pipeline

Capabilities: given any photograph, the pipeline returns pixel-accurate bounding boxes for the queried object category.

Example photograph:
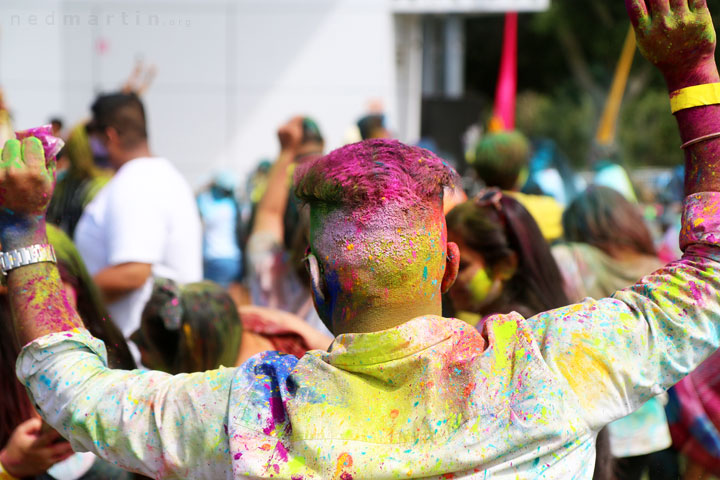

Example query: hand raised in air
[625,0,718,90]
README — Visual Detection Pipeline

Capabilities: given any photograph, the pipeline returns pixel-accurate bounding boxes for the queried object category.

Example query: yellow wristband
[670,83,720,114]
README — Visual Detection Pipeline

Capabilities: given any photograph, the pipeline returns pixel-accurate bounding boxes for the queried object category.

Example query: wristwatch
[0,244,57,276]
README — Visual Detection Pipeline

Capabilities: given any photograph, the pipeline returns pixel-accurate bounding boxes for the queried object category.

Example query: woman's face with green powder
[447,232,498,313]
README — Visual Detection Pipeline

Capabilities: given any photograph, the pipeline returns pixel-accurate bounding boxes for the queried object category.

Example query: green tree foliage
[464,0,720,168]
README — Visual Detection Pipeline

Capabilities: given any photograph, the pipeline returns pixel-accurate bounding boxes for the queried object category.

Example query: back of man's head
[89,92,147,150]
[468,130,530,190]
[357,114,388,140]
[294,139,458,329]
[296,139,455,214]
[301,117,324,147]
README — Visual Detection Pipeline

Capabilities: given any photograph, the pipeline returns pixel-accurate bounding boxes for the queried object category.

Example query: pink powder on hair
[294,139,458,214]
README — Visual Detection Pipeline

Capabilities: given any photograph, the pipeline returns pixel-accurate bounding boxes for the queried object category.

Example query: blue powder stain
[423,266,428,281]
[39,374,52,388]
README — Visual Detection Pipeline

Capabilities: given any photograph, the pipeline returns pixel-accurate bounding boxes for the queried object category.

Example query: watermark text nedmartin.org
[7,11,191,28]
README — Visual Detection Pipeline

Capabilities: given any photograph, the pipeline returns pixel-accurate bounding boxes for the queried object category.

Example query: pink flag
[491,13,518,132]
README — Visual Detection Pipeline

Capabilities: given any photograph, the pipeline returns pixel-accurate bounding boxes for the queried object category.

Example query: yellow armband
[670,83,720,114]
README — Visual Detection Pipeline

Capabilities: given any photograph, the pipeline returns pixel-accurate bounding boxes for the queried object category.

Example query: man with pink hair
[2,1,720,478]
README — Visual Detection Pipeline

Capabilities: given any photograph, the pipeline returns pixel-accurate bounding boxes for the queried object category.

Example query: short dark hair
[88,92,147,149]
[468,131,530,190]
[357,114,385,140]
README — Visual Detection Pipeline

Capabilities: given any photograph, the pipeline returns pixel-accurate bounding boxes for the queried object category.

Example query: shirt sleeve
[106,173,166,266]
[17,329,236,479]
[528,192,720,430]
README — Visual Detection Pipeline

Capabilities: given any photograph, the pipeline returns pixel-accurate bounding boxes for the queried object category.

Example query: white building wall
[0,0,546,187]
[0,0,397,188]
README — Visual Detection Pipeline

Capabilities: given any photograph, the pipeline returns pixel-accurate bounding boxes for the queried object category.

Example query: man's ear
[306,252,335,333]
[441,242,460,294]
[306,252,326,302]
[105,126,119,145]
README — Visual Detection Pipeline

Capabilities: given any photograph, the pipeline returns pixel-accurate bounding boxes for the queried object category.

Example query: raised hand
[0,137,55,216]
[0,418,74,478]
[277,116,304,154]
[0,137,56,247]
[626,0,719,90]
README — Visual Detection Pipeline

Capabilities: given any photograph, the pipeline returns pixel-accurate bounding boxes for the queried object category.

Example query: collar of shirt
[323,315,487,368]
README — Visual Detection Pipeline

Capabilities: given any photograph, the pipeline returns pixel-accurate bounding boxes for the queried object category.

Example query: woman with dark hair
[446,188,614,480]
[0,225,134,479]
[131,278,332,375]
[559,186,658,298]
[132,279,243,374]
[554,185,676,480]
[446,188,569,320]
[555,185,662,302]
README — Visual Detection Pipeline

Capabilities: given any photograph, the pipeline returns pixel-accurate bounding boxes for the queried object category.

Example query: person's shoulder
[552,242,603,260]
[116,157,191,194]
[236,350,300,377]
[116,157,179,178]
[508,190,562,210]
[230,351,301,397]
[483,312,537,348]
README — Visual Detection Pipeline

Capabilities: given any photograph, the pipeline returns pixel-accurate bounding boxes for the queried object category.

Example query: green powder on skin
[468,268,493,303]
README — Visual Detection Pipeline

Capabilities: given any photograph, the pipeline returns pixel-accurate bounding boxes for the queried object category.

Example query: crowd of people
[1,1,720,479]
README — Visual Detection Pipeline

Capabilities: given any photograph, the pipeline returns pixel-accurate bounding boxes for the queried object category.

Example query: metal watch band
[0,244,57,276]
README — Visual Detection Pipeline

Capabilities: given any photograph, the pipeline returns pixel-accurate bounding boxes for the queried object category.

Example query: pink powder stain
[689,281,707,306]
[262,413,275,435]
[275,442,289,462]
[341,276,355,292]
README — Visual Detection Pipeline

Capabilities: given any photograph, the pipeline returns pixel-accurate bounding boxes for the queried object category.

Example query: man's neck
[112,143,152,170]
[331,301,443,335]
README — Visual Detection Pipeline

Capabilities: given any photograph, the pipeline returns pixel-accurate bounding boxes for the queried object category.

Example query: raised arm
[1,136,235,478]
[250,117,304,239]
[521,0,720,430]
[0,137,80,343]
[627,0,720,194]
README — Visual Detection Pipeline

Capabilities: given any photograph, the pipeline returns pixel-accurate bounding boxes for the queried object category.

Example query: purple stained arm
[625,0,720,194]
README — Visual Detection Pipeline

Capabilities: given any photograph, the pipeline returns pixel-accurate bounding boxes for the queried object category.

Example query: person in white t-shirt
[74,92,202,343]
